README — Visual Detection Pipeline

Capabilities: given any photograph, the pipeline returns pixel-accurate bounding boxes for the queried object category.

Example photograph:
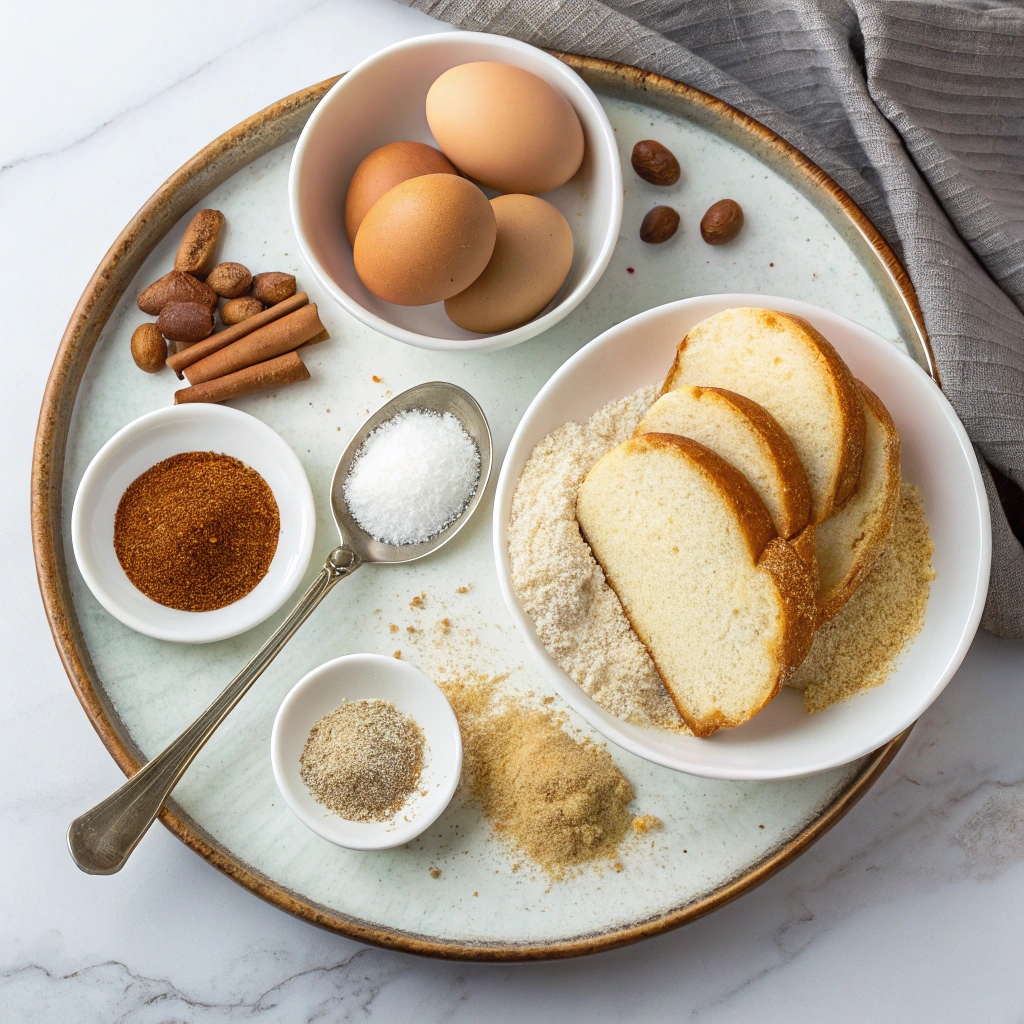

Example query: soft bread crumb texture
[789,483,934,710]
[815,380,901,622]
[508,386,685,729]
[636,384,811,540]
[576,432,816,736]
[662,307,864,523]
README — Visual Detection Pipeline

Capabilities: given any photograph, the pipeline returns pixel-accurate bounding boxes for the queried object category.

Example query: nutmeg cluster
[629,138,745,249]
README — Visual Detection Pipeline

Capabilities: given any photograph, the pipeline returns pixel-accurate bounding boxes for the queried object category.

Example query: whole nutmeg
[221,295,264,326]
[174,209,225,279]
[157,301,215,343]
[631,140,680,186]
[700,199,744,245]
[130,323,167,373]
[137,270,217,316]
[640,205,680,244]
[206,261,252,298]
[251,272,296,306]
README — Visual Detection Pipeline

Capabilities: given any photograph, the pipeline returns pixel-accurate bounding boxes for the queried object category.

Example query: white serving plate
[494,294,991,780]
[71,403,315,644]
[46,60,948,958]
[289,32,622,352]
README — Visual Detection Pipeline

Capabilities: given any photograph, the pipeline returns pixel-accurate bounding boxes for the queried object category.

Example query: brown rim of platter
[31,55,927,962]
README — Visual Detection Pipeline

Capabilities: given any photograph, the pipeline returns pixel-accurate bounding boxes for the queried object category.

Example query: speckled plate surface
[33,56,931,961]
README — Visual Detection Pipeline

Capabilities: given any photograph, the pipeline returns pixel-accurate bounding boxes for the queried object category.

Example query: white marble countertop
[4,1,1023,1019]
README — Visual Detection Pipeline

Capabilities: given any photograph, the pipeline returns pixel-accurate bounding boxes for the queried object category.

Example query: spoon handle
[67,545,362,874]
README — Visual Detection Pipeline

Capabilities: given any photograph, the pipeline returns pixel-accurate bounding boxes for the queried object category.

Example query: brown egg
[445,194,573,333]
[353,174,496,306]
[426,62,584,194]
[344,141,458,244]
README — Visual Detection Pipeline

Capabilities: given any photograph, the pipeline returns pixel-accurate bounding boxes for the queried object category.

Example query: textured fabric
[405,0,1024,636]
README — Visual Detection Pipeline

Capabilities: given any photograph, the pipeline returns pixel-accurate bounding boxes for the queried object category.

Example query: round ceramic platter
[34,56,933,961]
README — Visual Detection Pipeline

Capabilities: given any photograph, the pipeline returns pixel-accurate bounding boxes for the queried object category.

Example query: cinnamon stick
[166,291,309,376]
[174,351,309,405]
[184,303,326,386]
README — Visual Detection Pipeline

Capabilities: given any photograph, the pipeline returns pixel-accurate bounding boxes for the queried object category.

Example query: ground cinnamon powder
[113,451,279,612]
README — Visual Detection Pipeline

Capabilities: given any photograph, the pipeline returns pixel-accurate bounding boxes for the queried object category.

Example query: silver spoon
[68,381,492,874]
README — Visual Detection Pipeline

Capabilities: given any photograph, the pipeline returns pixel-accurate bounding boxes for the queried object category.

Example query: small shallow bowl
[271,654,462,850]
[289,31,622,353]
[493,294,991,780]
[71,403,315,644]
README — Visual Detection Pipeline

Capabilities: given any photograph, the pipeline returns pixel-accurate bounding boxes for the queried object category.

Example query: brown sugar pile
[114,451,279,612]
[789,484,935,711]
[300,699,424,822]
[441,676,635,878]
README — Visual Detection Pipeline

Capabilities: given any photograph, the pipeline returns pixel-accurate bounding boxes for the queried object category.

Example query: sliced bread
[661,307,865,523]
[576,432,817,736]
[816,380,901,622]
[635,385,812,541]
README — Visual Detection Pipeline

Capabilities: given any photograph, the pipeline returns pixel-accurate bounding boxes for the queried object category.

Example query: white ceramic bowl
[493,294,991,780]
[271,654,462,850]
[289,31,622,353]
[71,404,316,644]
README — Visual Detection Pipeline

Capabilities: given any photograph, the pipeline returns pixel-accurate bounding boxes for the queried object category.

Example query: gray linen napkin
[405,0,1024,637]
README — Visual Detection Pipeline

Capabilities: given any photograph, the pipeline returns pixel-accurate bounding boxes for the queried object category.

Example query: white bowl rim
[288,30,624,353]
[270,653,463,850]
[492,293,992,780]
[70,403,316,644]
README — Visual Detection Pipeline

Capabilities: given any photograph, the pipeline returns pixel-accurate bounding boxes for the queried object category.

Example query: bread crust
[758,537,818,674]
[783,314,865,513]
[639,386,812,540]
[817,380,901,623]
[700,386,812,538]
[578,433,817,737]
[789,523,818,580]
[662,308,866,523]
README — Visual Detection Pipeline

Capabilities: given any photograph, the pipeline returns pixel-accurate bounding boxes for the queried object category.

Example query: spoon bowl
[330,381,492,564]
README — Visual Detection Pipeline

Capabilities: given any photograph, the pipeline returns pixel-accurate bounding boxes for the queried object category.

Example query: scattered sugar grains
[344,409,480,545]
[440,676,636,878]
[508,386,686,730]
[789,484,935,711]
[300,699,424,822]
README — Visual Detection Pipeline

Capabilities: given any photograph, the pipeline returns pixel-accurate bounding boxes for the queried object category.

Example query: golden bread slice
[576,432,817,736]
[815,380,901,622]
[661,307,865,523]
[636,385,811,540]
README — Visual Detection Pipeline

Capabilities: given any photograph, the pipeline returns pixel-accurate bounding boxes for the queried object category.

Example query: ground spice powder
[113,451,280,612]
[440,676,636,878]
[300,699,424,822]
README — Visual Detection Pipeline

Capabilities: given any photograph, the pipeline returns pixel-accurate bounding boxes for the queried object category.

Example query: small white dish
[271,654,462,850]
[71,403,316,644]
[493,294,991,780]
[289,31,622,353]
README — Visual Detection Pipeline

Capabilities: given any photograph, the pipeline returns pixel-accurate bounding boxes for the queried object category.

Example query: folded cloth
[405,0,1024,637]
